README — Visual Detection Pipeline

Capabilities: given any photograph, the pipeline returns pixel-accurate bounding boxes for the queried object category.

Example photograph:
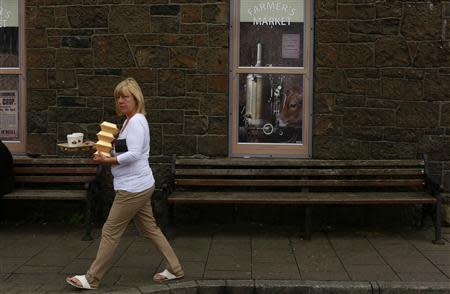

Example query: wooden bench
[3,157,101,240]
[163,156,444,244]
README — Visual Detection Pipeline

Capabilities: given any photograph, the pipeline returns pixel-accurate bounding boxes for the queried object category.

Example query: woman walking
[66,78,183,290]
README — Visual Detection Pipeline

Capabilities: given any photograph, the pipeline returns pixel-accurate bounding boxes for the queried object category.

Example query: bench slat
[15,167,97,174]
[176,158,424,167]
[15,175,96,183]
[13,158,96,165]
[175,179,425,187]
[175,168,424,177]
[168,191,436,205]
[3,189,86,200]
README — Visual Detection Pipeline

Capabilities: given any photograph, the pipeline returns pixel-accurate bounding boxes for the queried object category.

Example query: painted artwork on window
[238,73,303,144]
[237,1,305,144]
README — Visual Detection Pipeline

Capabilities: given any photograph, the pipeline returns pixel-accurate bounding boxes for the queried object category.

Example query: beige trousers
[86,186,183,287]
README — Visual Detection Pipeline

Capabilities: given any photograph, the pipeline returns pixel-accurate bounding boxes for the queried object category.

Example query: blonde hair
[114,77,146,116]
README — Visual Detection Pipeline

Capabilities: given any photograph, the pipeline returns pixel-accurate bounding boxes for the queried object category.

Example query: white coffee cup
[67,134,79,147]
[71,133,84,146]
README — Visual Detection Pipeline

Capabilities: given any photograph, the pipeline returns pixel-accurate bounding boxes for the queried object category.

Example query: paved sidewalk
[0,223,449,293]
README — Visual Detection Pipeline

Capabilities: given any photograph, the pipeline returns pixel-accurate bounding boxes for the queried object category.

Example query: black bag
[0,140,14,196]
[114,139,128,153]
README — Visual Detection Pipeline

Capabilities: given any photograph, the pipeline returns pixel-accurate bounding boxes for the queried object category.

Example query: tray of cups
[58,132,92,151]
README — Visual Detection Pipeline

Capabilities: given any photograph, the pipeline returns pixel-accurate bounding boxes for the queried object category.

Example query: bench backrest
[174,158,426,191]
[13,158,98,188]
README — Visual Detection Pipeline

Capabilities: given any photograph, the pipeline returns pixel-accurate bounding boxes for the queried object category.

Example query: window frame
[229,0,313,158]
[0,0,26,153]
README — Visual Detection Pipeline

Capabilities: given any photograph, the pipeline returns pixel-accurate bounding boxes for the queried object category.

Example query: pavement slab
[0,223,448,293]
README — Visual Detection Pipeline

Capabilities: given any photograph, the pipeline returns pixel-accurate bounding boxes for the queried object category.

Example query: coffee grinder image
[239,43,303,143]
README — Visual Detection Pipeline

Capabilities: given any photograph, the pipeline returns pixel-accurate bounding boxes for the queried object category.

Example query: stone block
[424,74,450,101]
[198,135,227,156]
[135,46,170,67]
[27,133,57,155]
[202,4,228,24]
[26,29,48,48]
[67,6,108,28]
[55,107,103,123]
[208,25,229,47]
[110,5,151,33]
[185,115,208,135]
[56,48,93,68]
[316,94,336,113]
[198,48,228,73]
[397,102,439,128]
[376,1,402,18]
[376,281,450,294]
[148,110,184,124]
[158,69,185,96]
[343,108,395,127]
[315,115,342,136]
[316,20,348,43]
[200,94,227,116]
[197,280,226,294]
[170,47,198,68]
[27,6,55,29]
[150,124,162,156]
[344,126,383,141]
[337,44,374,68]
[207,75,228,94]
[208,116,227,135]
[383,128,420,143]
[187,75,207,93]
[57,96,86,107]
[381,78,423,101]
[93,35,135,67]
[61,36,91,48]
[28,90,56,112]
[166,98,200,110]
[151,5,180,16]
[163,135,197,155]
[182,5,202,23]
[160,34,193,46]
[181,23,208,34]
[337,4,376,19]
[78,75,122,96]
[139,283,169,294]
[151,16,179,33]
[414,42,450,67]
[370,141,417,159]
[27,111,48,133]
[313,136,363,159]
[401,3,442,41]
[316,44,337,67]
[375,37,410,67]
[28,69,48,89]
[27,49,55,68]
[48,69,76,89]
[316,0,337,19]
[127,34,160,46]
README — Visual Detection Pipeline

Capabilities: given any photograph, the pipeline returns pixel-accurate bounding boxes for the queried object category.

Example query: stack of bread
[94,121,118,158]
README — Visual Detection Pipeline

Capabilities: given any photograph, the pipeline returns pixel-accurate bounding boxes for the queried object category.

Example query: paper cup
[72,133,84,146]
[67,134,79,147]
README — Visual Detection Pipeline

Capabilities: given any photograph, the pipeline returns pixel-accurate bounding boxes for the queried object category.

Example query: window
[0,0,26,152]
[229,0,312,157]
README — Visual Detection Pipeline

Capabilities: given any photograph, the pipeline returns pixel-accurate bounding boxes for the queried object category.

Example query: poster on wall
[237,0,304,145]
[0,90,19,140]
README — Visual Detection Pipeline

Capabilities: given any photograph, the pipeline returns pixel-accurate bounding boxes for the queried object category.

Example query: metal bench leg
[433,196,444,245]
[305,205,312,240]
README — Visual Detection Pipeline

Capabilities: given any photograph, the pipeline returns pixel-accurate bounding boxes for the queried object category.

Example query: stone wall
[314,0,450,185]
[25,0,450,186]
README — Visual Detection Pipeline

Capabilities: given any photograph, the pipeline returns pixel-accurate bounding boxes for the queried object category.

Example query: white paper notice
[282,34,300,59]
[0,90,18,140]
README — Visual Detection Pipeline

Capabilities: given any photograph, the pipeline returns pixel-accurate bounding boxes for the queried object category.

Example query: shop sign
[240,0,304,25]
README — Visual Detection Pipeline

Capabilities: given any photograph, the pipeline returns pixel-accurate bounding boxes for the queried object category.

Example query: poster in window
[0,90,18,140]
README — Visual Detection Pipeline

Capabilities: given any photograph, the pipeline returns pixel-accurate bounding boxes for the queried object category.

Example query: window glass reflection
[0,0,19,68]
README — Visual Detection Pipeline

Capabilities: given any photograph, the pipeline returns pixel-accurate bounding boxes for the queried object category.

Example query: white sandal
[153,269,184,283]
[66,275,96,290]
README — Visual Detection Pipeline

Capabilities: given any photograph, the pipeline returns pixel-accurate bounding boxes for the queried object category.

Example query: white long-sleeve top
[111,113,154,192]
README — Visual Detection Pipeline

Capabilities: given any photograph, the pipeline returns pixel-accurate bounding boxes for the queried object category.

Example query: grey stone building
[2,0,450,189]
